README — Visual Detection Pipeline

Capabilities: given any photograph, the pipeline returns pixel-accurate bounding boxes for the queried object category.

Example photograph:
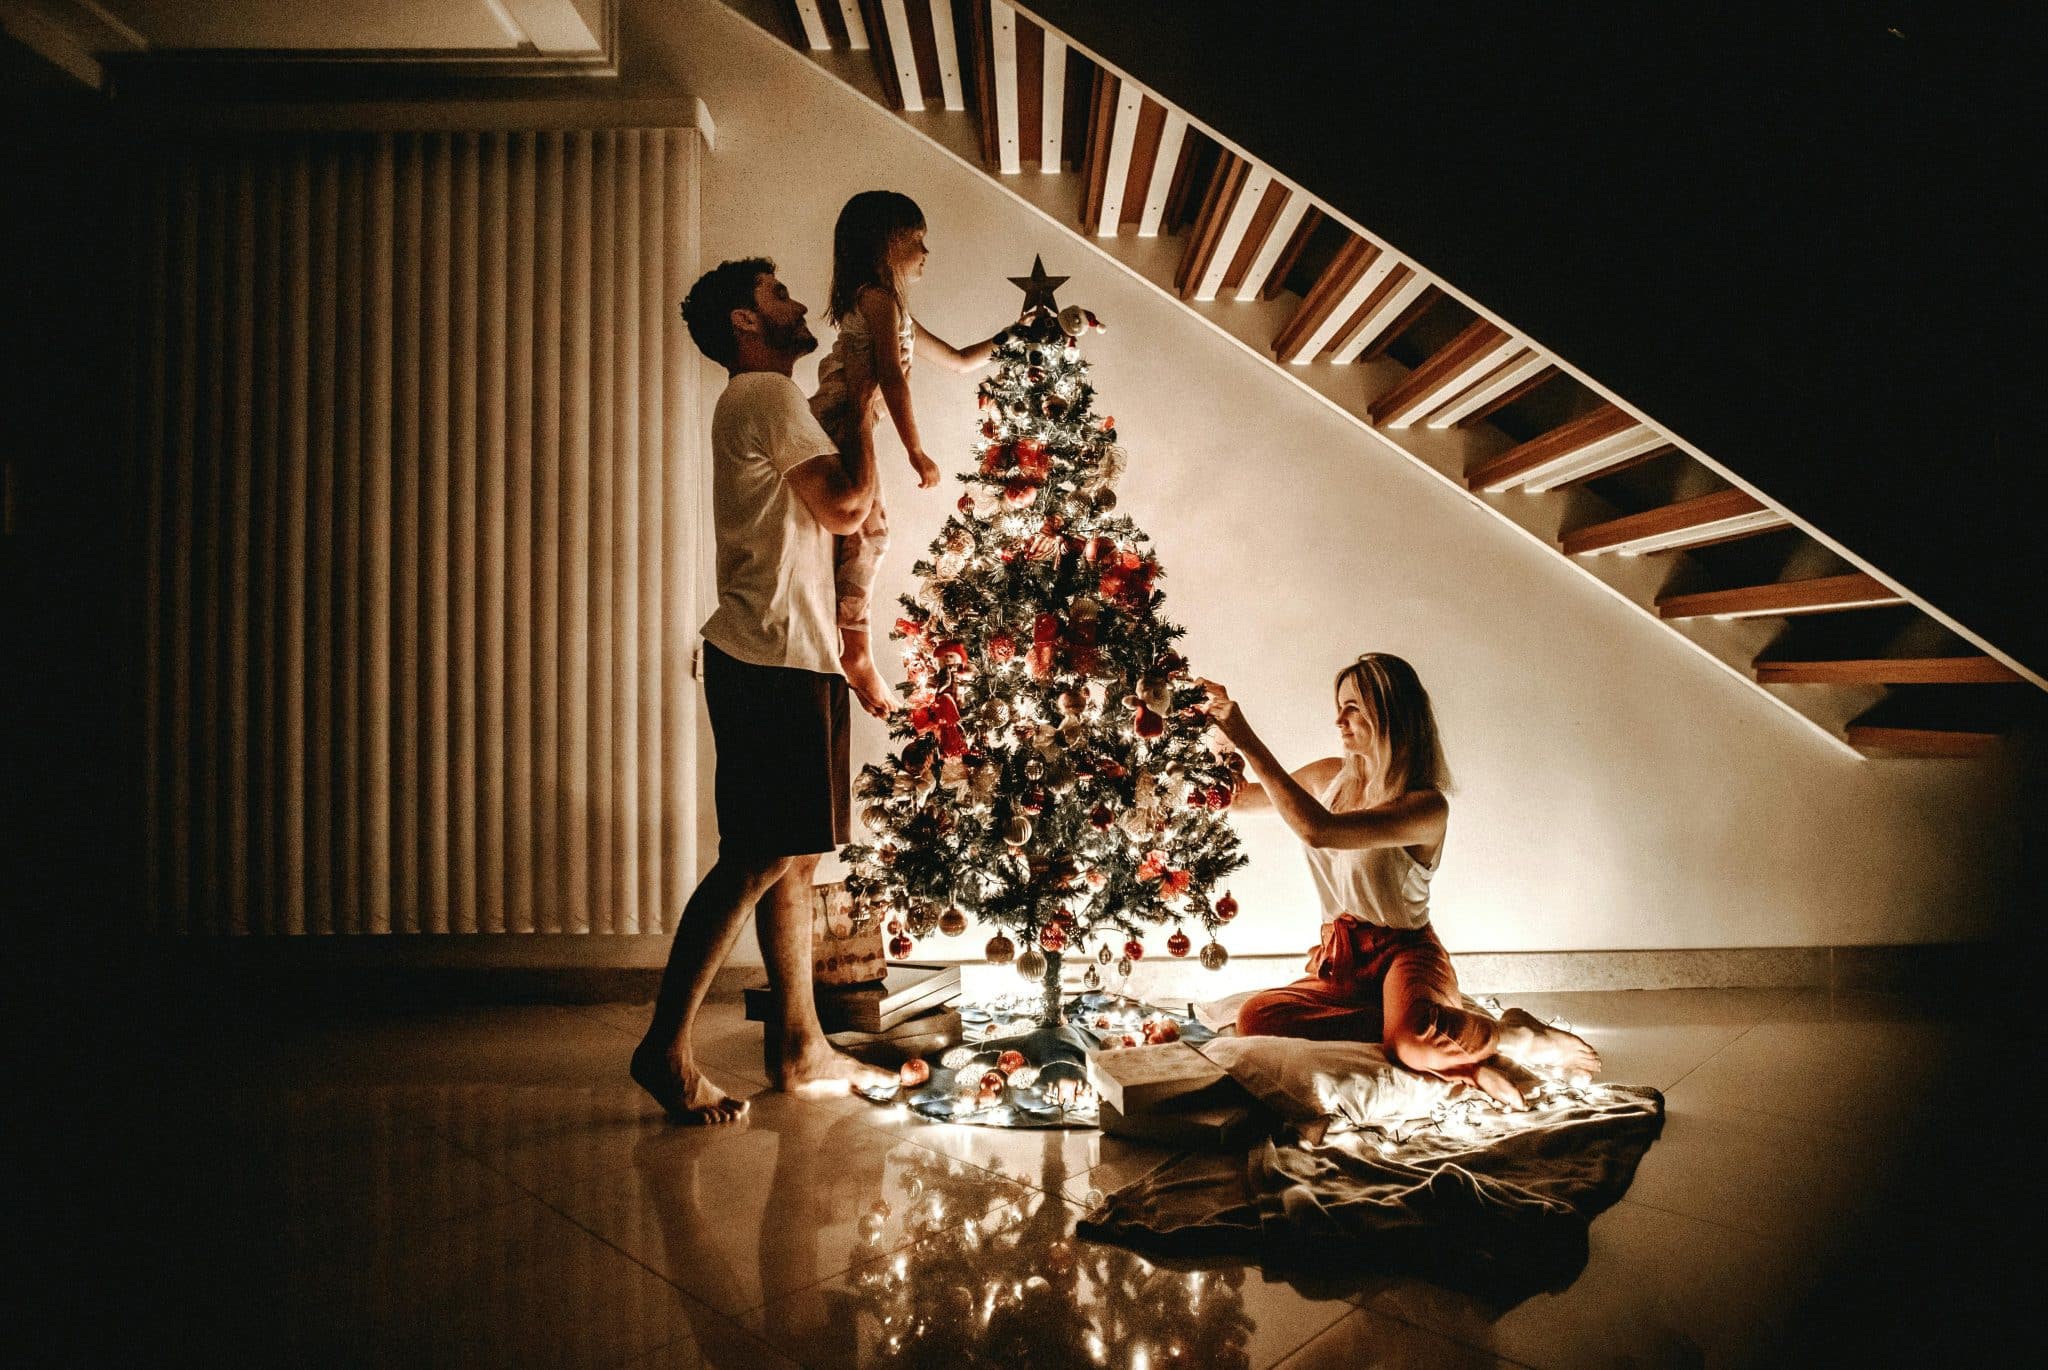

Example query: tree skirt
[857,992,1216,1129]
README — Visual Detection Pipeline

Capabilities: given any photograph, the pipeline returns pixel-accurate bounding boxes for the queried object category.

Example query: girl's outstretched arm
[1197,678,1446,851]
[912,318,1006,374]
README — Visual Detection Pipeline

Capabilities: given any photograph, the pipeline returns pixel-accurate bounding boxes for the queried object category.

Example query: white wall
[638,0,2027,963]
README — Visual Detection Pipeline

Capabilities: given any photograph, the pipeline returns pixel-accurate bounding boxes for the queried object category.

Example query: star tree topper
[1008,254,1069,317]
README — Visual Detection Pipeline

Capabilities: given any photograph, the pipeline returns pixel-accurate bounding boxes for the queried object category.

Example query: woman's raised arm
[1198,678,1446,851]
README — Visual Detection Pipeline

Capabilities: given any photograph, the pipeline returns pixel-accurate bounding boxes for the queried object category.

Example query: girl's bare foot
[839,647,893,720]
[1497,1006,1603,1077]
[775,1037,899,1096]
[631,1042,750,1125]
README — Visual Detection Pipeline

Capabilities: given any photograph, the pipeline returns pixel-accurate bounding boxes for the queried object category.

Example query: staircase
[738,0,2043,759]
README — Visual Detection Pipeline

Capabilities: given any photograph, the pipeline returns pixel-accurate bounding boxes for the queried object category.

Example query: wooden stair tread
[1656,573,1905,620]
[1844,724,2000,758]
[1467,403,1660,492]
[1756,656,2021,685]
[1564,489,1786,556]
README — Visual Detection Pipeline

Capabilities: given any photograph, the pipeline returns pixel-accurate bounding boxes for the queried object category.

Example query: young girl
[1198,654,1601,1109]
[812,190,1008,717]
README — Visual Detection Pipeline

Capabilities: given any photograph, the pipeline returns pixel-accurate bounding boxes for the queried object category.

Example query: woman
[1199,654,1600,1109]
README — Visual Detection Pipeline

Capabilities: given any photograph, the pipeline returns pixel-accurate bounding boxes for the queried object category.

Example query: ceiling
[28,0,607,55]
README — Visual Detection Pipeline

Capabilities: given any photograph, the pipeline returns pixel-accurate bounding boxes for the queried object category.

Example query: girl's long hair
[1334,653,1452,807]
[827,190,926,323]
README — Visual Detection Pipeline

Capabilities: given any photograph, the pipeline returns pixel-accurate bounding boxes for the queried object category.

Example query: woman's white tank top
[1301,772,1439,930]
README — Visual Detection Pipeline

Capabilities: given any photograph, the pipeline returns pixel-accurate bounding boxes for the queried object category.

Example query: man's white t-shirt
[699,371,844,677]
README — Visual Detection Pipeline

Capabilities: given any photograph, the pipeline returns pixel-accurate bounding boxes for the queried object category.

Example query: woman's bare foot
[775,1037,899,1096]
[1468,1060,1529,1111]
[839,645,893,720]
[1497,1006,1603,1077]
[631,1041,750,1125]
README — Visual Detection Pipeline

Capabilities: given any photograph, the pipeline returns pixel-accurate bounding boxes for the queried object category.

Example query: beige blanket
[1079,1033,1664,1296]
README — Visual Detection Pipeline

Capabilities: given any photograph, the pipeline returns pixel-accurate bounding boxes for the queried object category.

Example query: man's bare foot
[1497,1006,1603,1077]
[840,649,893,720]
[775,1037,898,1096]
[631,1042,749,1126]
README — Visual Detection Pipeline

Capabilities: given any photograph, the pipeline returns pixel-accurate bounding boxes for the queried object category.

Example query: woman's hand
[908,448,941,488]
[1194,678,1253,746]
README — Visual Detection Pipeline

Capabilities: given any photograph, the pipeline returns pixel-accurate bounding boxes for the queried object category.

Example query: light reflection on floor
[127,985,2010,1367]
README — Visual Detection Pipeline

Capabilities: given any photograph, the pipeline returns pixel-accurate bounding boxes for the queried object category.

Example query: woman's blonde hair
[1334,653,1452,804]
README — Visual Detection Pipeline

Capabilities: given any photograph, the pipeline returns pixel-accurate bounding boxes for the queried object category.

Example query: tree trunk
[1038,949,1063,1027]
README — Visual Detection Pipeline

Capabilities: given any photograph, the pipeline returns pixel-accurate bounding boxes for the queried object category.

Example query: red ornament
[978,1069,1007,1100]
[889,933,914,958]
[1089,803,1114,831]
[987,632,1017,664]
[1039,922,1067,952]
[997,1049,1028,1075]
[1017,444,1050,481]
[980,418,999,438]
[1129,700,1166,739]
[1021,787,1047,814]
[1166,930,1192,958]
[1029,612,1060,681]
[899,1057,931,1087]
[1100,415,1116,431]
[1002,477,1039,508]
[938,724,969,758]
[1160,869,1191,898]
[1215,892,1239,922]
[981,443,1012,475]
[957,492,976,516]
[1123,939,1145,961]
[1206,786,1232,810]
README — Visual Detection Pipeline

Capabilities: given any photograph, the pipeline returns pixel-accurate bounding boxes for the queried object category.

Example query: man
[633,258,895,1122]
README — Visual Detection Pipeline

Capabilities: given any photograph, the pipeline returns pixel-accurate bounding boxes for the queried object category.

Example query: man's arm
[783,417,877,536]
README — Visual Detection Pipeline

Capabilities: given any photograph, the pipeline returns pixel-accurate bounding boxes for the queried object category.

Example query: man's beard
[763,316,817,357]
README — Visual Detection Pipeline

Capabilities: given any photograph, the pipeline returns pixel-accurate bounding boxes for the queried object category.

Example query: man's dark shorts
[702,641,850,857]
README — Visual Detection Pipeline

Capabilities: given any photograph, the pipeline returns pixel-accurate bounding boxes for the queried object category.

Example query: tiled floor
[120,985,2020,1367]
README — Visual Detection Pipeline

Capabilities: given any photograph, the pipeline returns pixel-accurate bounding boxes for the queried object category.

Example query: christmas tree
[843,259,1247,1027]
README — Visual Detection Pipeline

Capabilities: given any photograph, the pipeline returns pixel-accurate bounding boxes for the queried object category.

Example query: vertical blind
[139,126,705,935]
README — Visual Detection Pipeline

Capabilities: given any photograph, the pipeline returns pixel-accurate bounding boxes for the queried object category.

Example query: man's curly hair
[680,257,774,368]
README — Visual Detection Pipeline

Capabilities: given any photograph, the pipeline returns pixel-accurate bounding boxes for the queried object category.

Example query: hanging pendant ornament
[985,931,1015,964]
[1199,940,1229,971]
[1083,964,1102,991]
[1167,929,1192,958]
[1095,943,1114,966]
[1038,921,1067,952]
[1123,938,1145,962]
[888,933,914,959]
[938,907,968,937]
[1016,944,1048,983]
[1002,814,1032,846]
[1215,892,1239,922]
[1115,955,1133,978]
